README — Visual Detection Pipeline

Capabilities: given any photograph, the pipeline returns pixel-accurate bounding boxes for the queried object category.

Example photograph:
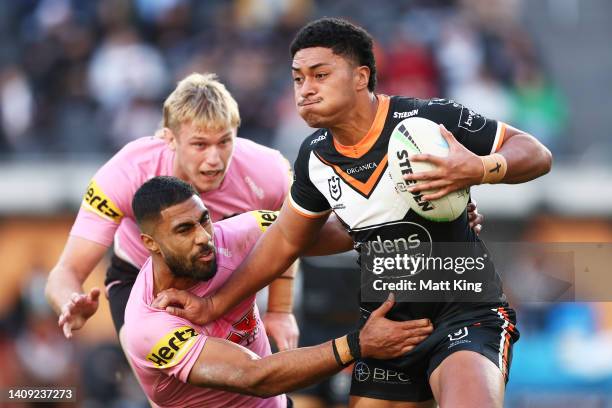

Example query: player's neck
[329,92,378,146]
[151,258,198,296]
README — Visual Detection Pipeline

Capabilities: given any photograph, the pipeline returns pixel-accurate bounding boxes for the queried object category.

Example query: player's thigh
[349,396,434,408]
[429,350,504,408]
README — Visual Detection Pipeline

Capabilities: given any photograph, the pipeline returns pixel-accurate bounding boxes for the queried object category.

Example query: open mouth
[197,248,214,262]
[200,170,223,180]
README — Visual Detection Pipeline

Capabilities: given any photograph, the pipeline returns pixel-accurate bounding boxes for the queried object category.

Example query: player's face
[172,123,235,193]
[292,47,360,128]
[156,196,217,282]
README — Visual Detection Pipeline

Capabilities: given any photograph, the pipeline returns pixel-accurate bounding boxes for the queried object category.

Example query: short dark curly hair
[132,176,197,230]
[290,18,377,92]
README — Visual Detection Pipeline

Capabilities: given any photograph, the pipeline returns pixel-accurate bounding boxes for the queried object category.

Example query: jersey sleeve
[289,137,331,217]
[124,313,208,383]
[247,210,280,234]
[421,98,506,156]
[214,211,280,261]
[69,147,141,246]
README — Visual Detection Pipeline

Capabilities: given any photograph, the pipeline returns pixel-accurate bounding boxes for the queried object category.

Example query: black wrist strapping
[331,339,345,367]
[347,331,361,360]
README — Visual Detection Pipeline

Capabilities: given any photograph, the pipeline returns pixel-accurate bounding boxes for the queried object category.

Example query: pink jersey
[70,136,290,268]
[123,211,286,408]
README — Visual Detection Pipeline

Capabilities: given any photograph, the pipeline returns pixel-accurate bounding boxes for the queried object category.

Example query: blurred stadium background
[0,0,611,407]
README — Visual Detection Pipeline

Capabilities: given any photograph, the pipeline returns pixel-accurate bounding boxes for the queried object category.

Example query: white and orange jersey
[289,95,508,322]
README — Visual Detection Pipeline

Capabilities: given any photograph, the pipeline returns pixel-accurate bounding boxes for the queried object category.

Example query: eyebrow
[190,131,232,142]
[173,220,195,232]
[292,62,331,71]
[172,210,209,232]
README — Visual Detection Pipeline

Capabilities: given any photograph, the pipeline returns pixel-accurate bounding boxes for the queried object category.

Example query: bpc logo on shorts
[373,368,411,384]
[354,362,371,382]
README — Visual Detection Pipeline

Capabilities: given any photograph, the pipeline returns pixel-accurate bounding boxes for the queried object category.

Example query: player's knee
[430,351,504,408]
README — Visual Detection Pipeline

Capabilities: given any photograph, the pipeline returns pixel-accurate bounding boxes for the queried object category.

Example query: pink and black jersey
[70,136,290,269]
[123,211,286,408]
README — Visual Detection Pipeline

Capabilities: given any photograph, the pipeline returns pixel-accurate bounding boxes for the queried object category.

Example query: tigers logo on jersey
[146,326,199,369]
[328,176,342,201]
[81,180,123,223]
[250,210,279,232]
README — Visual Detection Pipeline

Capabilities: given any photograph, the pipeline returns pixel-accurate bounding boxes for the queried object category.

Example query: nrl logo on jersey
[328,175,342,201]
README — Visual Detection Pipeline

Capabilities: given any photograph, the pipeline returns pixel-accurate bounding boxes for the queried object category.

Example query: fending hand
[263,311,300,351]
[57,287,100,339]
[152,288,216,326]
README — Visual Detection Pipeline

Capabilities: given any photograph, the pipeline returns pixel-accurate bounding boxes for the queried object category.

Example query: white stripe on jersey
[288,194,331,218]
[490,121,506,154]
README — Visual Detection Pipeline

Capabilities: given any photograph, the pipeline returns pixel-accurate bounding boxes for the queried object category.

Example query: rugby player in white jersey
[153,18,551,408]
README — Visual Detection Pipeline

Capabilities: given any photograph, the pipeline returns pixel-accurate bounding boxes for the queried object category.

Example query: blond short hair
[163,73,240,134]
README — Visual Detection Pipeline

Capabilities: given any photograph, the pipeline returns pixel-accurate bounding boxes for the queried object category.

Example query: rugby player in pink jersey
[124,176,433,408]
[45,73,300,350]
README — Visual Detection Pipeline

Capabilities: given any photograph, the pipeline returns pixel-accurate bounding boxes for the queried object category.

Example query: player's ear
[141,233,161,254]
[355,66,370,92]
[158,127,177,150]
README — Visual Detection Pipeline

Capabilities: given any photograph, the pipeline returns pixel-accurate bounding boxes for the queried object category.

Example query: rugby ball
[388,117,468,222]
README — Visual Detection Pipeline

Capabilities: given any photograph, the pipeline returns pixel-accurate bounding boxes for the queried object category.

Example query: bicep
[274,198,330,253]
[494,124,552,182]
[305,213,353,256]
[497,124,548,155]
[187,338,260,393]
[497,124,527,145]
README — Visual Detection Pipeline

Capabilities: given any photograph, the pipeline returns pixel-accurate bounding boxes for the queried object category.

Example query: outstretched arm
[45,236,107,338]
[217,201,331,318]
[250,213,353,350]
[187,297,432,397]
